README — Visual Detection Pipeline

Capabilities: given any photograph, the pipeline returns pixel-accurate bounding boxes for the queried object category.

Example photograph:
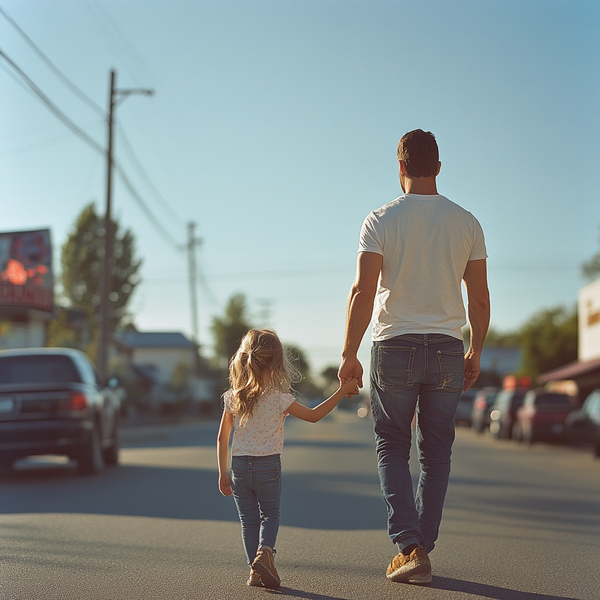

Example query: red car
[513,389,576,446]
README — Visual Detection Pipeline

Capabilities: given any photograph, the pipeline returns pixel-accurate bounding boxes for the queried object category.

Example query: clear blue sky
[2,0,599,376]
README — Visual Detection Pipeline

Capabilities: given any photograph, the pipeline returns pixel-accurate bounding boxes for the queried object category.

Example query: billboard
[579,277,600,363]
[0,229,54,313]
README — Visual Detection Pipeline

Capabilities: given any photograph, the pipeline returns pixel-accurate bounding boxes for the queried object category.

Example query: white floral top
[224,389,295,456]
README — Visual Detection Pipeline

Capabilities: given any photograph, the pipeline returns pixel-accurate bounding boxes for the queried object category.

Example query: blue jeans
[231,454,282,566]
[370,334,464,554]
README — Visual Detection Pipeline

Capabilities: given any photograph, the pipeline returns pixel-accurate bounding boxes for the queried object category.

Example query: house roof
[117,331,196,349]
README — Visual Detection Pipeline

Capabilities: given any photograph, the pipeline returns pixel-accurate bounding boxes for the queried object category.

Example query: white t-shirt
[224,389,295,456]
[359,193,487,341]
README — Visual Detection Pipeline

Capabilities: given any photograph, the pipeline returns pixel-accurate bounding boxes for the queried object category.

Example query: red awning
[538,357,600,384]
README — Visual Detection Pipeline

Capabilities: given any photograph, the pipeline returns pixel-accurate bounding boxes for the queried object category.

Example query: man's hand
[463,351,481,391]
[339,356,364,393]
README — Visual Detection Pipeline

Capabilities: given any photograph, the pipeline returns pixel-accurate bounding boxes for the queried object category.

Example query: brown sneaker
[386,547,432,584]
[251,546,280,589]
[246,567,263,587]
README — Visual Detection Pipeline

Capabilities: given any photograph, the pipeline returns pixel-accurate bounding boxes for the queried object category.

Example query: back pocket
[256,469,281,496]
[436,350,464,392]
[375,346,416,390]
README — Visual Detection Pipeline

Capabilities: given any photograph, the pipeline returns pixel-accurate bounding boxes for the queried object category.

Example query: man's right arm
[462,258,490,390]
[339,251,383,389]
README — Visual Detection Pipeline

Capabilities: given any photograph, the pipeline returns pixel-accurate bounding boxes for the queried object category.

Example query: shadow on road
[432,576,582,600]
[0,462,387,530]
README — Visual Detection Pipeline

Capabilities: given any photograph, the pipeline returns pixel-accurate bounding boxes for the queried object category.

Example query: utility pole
[186,221,203,344]
[98,69,153,381]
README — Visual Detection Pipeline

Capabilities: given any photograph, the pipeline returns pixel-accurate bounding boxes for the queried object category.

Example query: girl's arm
[286,378,359,423]
[216,409,234,496]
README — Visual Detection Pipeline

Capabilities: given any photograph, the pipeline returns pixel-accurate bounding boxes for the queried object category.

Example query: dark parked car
[0,348,120,475]
[471,387,499,433]
[512,389,575,445]
[455,389,476,426]
[489,388,528,439]
[565,389,600,457]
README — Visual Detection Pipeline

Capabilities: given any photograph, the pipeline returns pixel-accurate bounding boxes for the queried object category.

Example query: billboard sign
[579,277,600,363]
[0,229,53,313]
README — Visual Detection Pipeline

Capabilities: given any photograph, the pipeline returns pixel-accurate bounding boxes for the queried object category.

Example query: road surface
[1,411,599,599]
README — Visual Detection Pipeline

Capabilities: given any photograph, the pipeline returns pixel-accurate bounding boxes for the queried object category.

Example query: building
[538,277,600,403]
[115,330,215,411]
[0,229,54,349]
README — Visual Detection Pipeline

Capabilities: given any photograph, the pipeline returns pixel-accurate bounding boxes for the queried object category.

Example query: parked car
[471,387,499,433]
[512,389,575,445]
[0,348,121,475]
[489,388,528,439]
[455,389,477,426]
[565,389,600,457]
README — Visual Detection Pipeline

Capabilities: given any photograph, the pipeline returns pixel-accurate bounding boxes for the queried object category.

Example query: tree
[211,293,253,367]
[582,225,600,280]
[462,325,521,348]
[519,305,578,379]
[49,202,142,357]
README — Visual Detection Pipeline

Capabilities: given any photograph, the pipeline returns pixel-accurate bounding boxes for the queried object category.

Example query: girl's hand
[340,377,359,397]
[219,472,232,496]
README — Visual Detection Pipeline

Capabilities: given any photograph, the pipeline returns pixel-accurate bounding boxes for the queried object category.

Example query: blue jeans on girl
[231,454,282,565]
[370,333,464,554]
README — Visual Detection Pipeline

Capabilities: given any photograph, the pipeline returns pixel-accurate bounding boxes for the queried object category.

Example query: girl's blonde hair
[227,329,298,425]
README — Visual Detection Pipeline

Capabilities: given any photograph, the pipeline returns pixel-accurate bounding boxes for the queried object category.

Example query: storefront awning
[538,357,600,384]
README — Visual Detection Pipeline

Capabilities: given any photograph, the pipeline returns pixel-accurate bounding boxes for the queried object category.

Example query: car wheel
[103,418,119,467]
[78,424,103,476]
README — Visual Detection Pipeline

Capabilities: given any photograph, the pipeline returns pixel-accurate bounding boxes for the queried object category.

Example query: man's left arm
[463,258,490,390]
[339,251,382,389]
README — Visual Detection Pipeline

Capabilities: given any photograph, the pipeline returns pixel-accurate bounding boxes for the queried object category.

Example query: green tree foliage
[49,202,142,356]
[519,305,578,379]
[582,226,600,280]
[462,325,521,348]
[211,293,253,367]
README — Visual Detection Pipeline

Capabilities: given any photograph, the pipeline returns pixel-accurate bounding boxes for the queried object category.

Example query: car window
[534,393,571,406]
[0,355,82,384]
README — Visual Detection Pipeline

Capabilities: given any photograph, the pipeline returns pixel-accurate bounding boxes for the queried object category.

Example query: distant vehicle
[455,389,476,426]
[512,389,575,445]
[471,387,499,433]
[0,348,120,475]
[565,389,600,458]
[489,388,528,439]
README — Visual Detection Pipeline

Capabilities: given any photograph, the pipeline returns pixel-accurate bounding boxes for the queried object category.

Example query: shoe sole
[252,562,280,589]
[387,563,432,584]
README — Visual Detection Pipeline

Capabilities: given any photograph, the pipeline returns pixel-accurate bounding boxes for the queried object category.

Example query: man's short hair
[397,129,439,177]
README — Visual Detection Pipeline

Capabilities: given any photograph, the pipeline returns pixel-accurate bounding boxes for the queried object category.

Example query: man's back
[359,192,487,341]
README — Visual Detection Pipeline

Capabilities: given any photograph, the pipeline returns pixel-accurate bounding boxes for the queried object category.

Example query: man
[339,129,490,585]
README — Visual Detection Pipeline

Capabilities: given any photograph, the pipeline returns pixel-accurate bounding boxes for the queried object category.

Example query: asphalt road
[0,411,599,600]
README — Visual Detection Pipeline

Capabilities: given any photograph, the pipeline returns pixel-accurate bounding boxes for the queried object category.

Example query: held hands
[218,472,232,496]
[338,356,363,397]
[339,377,360,397]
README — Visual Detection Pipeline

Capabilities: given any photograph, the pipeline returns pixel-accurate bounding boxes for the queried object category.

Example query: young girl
[217,329,358,589]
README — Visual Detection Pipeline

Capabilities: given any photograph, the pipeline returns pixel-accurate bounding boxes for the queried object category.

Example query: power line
[114,163,180,249]
[0,48,105,153]
[1,48,181,250]
[1,5,184,239]
[0,3,104,116]
[117,123,185,226]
